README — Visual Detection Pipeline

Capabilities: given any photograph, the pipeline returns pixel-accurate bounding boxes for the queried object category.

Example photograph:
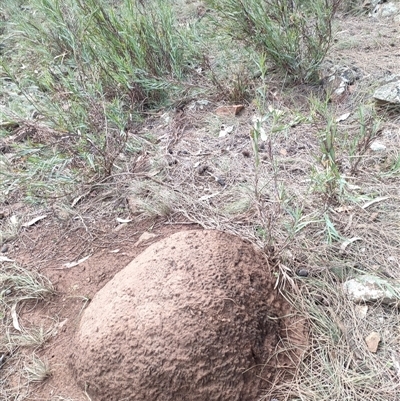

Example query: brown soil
[70,230,302,401]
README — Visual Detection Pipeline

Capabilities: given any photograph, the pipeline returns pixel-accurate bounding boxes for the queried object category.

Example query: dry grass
[0,263,54,400]
[262,274,400,400]
[24,354,51,383]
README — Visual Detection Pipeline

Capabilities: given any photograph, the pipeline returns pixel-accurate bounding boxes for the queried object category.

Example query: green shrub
[1,0,202,179]
[205,0,341,83]
[2,0,200,112]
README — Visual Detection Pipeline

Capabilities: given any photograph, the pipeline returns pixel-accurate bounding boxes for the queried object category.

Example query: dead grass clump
[24,354,51,383]
[264,272,400,401]
[129,180,178,219]
[0,263,54,399]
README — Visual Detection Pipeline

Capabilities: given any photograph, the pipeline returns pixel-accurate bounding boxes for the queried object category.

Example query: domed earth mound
[70,230,294,401]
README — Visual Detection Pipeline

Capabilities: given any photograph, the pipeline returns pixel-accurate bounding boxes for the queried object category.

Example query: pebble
[216,177,226,186]
[296,269,309,277]
[1,244,9,253]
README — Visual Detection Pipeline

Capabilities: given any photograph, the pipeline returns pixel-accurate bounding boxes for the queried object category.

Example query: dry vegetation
[1,0,400,400]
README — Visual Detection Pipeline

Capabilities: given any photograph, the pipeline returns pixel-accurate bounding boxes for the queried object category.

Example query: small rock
[343,274,400,306]
[365,331,381,353]
[320,63,362,102]
[219,125,234,138]
[355,305,368,319]
[216,177,226,186]
[370,141,386,151]
[296,269,309,277]
[336,112,351,122]
[373,81,400,104]
[134,232,158,247]
[1,244,9,253]
[372,2,399,18]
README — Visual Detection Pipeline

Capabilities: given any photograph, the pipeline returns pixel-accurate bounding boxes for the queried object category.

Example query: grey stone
[343,274,400,306]
[373,81,400,104]
[372,2,399,17]
[0,244,9,253]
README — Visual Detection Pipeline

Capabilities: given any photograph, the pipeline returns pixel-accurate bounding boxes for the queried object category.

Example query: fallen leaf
[365,331,380,353]
[335,112,351,122]
[0,256,14,263]
[113,223,127,232]
[11,303,21,332]
[134,232,158,247]
[57,255,91,269]
[362,196,390,209]
[116,217,132,223]
[340,237,362,252]
[22,215,47,228]
[215,105,244,116]
[198,193,220,201]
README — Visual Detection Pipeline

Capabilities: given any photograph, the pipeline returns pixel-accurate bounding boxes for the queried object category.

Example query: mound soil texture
[70,230,294,401]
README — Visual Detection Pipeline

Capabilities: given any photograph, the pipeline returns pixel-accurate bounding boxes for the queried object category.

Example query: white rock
[219,125,234,138]
[370,141,386,151]
[355,304,368,319]
[343,275,400,306]
[372,2,399,18]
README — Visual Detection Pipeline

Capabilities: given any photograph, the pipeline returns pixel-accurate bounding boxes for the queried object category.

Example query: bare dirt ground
[1,4,400,401]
